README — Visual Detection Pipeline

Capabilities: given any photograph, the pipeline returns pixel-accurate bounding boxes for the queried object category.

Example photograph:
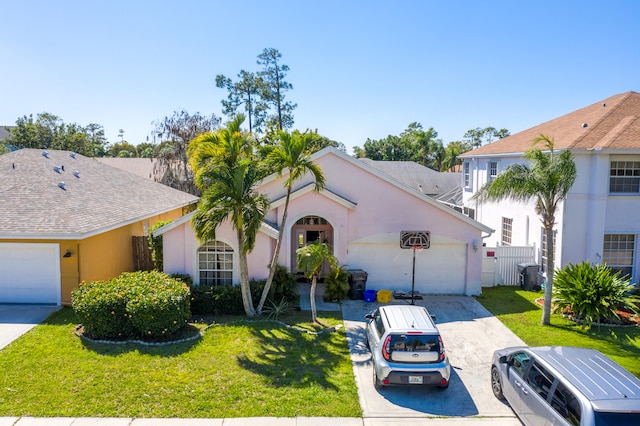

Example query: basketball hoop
[410,246,424,251]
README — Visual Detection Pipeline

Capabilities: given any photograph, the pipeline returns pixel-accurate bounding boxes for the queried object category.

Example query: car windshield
[594,411,640,426]
[389,334,439,352]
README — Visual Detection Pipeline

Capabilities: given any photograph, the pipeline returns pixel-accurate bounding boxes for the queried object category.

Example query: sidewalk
[1,417,521,425]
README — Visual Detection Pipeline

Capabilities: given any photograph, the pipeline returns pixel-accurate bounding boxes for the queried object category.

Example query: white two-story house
[460,91,640,284]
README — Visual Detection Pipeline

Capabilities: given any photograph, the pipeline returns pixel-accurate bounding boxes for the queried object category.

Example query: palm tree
[472,135,576,325]
[189,115,269,317]
[297,241,338,323]
[256,130,326,314]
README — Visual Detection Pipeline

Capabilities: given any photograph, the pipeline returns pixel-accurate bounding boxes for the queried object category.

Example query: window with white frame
[463,206,475,220]
[463,162,471,187]
[488,161,498,183]
[609,161,640,193]
[603,234,635,278]
[541,228,557,273]
[501,217,513,246]
[198,241,233,285]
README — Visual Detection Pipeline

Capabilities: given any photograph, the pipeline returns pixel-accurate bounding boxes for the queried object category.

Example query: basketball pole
[411,246,416,305]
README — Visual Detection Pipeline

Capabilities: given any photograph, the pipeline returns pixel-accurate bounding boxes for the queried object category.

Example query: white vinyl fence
[482,245,536,287]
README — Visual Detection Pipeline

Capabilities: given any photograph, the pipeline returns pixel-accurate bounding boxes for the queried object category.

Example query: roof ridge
[568,91,634,148]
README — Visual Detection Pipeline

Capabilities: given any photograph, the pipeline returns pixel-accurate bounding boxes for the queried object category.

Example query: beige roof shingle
[462,91,640,156]
[0,149,198,238]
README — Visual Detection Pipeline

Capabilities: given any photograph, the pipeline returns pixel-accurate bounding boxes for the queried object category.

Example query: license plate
[408,375,423,384]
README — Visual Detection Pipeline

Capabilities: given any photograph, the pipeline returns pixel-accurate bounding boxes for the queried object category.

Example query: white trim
[270,183,357,210]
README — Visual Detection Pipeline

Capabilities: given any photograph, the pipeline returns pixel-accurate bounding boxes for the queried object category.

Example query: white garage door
[0,243,61,305]
[347,242,467,294]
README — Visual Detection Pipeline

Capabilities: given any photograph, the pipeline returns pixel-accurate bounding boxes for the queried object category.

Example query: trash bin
[517,263,540,291]
[347,269,368,300]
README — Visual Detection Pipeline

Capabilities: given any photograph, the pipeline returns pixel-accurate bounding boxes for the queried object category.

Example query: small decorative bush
[72,271,191,340]
[324,267,349,301]
[189,284,245,316]
[267,264,299,303]
[189,266,299,316]
[553,262,639,328]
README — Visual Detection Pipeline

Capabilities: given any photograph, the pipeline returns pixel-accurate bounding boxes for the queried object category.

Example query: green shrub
[72,271,191,340]
[324,267,349,301]
[170,273,194,286]
[553,262,640,328]
[148,220,171,271]
[189,284,245,316]
[189,266,299,316]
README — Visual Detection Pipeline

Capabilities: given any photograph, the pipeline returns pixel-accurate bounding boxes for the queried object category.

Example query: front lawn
[476,286,640,378]
[0,308,361,418]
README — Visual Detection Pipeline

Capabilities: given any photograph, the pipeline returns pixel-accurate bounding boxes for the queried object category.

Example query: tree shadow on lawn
[235,319,349,391]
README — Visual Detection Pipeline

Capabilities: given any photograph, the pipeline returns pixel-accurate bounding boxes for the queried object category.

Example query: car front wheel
[491,366,504,400]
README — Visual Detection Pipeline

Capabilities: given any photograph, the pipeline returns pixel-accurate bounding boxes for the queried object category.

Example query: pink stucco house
[155,147,494,296]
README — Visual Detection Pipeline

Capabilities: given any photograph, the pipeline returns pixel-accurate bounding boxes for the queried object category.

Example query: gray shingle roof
[357,158,460,197]
[0,149,198,238]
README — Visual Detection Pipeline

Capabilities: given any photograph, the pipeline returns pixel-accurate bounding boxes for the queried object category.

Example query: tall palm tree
[189,115,269,317]
[296,241,338,323]
[256,131,326,314]
[472,135,576,325]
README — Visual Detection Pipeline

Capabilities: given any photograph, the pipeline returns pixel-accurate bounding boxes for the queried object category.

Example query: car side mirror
[365,314,374,320]
[431,315,437,322]
[498,355,508,364]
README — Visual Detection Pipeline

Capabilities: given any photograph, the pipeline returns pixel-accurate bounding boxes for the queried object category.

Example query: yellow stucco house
[0,149,198,305]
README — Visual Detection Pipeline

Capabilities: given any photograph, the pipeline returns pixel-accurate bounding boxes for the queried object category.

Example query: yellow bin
[377,289,392,303]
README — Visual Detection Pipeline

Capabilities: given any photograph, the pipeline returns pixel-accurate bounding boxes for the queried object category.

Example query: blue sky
[1,1,638,154]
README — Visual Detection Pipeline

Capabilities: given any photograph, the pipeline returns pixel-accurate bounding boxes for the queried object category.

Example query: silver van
[365,304,451,389]
[491,346,640,426]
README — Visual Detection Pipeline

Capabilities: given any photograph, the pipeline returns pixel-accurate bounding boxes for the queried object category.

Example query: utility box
[347,269,368,300]
[517,263,540,291]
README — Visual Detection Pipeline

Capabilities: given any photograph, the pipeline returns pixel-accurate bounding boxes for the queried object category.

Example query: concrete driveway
[341,295,525,423]
[0,305,60,351]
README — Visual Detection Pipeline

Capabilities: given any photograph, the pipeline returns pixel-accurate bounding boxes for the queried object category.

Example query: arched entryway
[290,215,334,274]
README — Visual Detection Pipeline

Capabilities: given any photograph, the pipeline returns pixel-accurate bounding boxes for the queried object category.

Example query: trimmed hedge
[72,271,191,340]
[190,265,299,316]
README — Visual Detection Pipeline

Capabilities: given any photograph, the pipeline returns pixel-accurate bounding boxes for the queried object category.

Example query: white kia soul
[365,304,451,389]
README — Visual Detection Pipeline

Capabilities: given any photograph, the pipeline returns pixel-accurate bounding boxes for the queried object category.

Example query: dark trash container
[347,269,368,300]
[517,262,540,291]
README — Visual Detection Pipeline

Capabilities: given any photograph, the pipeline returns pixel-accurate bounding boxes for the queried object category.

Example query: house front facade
[460,91,640,284]
[0,149,198,305]
[157,147,494,296]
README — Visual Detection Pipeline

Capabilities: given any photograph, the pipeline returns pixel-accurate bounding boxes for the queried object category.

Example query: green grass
[475,286,640,378]
[0,308,361,418]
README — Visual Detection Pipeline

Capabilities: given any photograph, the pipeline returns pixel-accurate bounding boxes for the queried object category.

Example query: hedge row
[188,265,299,316]
[72,271,191,340]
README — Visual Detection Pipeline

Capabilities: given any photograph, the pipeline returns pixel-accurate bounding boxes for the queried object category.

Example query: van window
[526,361,555,401]
[550,380,581,426]
[509,352,531,377]
[593,411,640,426]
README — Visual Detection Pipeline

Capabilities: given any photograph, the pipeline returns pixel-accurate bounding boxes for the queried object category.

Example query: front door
[291,215,333,274]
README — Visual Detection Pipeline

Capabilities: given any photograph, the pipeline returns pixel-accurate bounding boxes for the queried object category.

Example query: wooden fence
[132,236,154,271]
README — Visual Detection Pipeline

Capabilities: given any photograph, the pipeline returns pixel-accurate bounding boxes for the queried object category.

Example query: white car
[365,304,451,389]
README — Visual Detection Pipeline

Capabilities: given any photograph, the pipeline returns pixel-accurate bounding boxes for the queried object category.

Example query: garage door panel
[0,243,61,304]
[347,242,466,294]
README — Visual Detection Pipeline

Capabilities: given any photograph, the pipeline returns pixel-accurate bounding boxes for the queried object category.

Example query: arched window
[198,241,233,286]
